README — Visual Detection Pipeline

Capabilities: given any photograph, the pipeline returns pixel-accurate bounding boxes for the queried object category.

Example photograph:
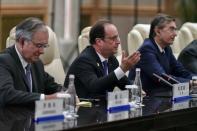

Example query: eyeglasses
[163,26,178,34]
[104,35,120,42]
[30,40,49,49]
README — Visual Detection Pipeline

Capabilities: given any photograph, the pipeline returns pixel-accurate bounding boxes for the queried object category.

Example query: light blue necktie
[102,60,108,76]
[25,64,32,92]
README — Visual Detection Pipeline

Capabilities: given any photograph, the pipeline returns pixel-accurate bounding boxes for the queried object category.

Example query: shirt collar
[15,44,29,70]
[154,41,165,53]
[96,52,108,63]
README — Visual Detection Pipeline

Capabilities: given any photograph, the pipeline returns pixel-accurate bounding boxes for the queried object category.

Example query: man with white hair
[0,17,63,106]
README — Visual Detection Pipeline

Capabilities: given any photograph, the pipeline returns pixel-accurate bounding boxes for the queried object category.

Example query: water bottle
[133,68,142,104]
[191,76,197,94]
[65,74,77,118]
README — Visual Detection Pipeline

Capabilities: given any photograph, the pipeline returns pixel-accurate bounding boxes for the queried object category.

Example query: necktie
[25,64,32,92]
[102,60,108,76]
[160,51,170,73]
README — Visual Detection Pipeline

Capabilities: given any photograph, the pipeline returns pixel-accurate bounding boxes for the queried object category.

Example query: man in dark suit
[129,14,194,96]
[0,18,63,106]
[178,40,197,74]
[64,20,141,99]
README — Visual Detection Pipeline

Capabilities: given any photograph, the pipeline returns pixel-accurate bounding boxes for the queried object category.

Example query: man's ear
[95,38,102,46]
[154,27,160,36]
[18,38,25,48]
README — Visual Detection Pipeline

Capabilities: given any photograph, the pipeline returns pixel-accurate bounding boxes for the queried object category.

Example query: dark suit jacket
[178,40,197,74]
[129,38,193,95]
[0,46,60,106]
[64,46,130,98]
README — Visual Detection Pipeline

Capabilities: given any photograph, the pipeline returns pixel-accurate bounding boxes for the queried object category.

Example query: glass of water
[125,85,138,104]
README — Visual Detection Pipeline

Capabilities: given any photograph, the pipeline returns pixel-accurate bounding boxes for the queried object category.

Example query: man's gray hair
[15,17,47,42]
[149,13,175,39]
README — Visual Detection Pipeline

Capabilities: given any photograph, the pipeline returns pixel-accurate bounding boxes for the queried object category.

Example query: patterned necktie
[102,60,108,76]
[25,64,32,92]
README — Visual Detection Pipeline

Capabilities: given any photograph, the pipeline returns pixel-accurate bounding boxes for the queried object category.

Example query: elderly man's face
[21,31,49,63]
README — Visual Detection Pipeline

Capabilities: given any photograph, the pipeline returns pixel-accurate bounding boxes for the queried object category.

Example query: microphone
[153,73,173,88]
[161,73,180,84]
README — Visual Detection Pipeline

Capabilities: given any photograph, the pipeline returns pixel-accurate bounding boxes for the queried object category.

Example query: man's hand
[45,92,72,100]
[45,93,80,104]
[120,51,141,72]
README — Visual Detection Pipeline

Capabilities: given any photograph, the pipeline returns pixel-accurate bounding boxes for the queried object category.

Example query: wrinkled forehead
[158,20,176,29]
[32,30,49,42]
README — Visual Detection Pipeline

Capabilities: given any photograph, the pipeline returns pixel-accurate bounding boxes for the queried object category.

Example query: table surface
[1,96,197,131]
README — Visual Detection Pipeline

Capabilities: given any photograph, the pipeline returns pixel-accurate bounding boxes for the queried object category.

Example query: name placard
[172,82,190,101]
[107,90,129,112]
[35,117,77,131]
[35,99,64,122]
[107,110,129,122]
[172,100,189,111]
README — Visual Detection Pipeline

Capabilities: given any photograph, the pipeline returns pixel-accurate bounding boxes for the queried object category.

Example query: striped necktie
[25,64,32,92]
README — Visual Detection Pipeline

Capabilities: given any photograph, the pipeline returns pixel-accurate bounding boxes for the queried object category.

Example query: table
[1,96,197,131]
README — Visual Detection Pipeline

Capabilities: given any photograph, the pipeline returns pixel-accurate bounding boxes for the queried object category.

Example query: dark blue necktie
[25,64,32,92]
[102,60,108,76]
[160,51,170,73]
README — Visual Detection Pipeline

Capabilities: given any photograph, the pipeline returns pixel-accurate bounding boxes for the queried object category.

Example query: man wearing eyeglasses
[64,19,141,99]
[129,14,195,96]
[0,17,63,106]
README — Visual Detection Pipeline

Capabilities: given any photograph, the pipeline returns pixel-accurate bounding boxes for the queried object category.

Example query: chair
[6,26,16,47]
[127,24,150,55]
[6,26,65,85]
[41,26,65,85]
[182,22,197,39]
[78,26,91,53]
[172,25,194,58]
[78,26,122,64]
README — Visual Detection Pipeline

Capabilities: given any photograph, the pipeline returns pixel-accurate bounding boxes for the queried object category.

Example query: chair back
[172,24,194,58]
[127,24,150,55]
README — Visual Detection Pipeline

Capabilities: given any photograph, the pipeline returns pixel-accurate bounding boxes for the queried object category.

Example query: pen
[79,98,100,102]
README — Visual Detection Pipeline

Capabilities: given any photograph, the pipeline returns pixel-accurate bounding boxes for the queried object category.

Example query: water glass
[125,85,138,103]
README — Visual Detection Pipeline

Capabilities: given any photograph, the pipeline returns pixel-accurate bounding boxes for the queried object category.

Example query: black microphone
[161,73,180,84]
[153,73,173,88]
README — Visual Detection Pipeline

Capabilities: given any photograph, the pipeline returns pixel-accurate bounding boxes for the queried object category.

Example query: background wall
[1,0,196,72]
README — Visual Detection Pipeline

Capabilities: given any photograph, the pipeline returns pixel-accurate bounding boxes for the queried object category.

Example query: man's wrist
[114,67,125,80]
[40,94,45,100]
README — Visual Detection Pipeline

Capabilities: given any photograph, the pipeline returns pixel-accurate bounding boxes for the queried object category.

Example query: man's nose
[39,48,44,54]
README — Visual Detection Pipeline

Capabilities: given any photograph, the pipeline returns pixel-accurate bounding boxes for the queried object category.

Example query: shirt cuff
[114,67,125,80]
[40,94,45,100]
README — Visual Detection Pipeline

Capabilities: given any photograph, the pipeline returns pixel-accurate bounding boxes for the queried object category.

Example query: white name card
[172,82,190,101]
[172,100,189,111]
[35,99,64,122]
[35,117,77,131]
[107,110,129,122]
[107,90,129,110]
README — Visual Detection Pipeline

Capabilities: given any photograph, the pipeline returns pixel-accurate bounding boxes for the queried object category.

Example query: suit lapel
[158,51,170,73]
[6,46,31,91]
[88,46,105,76]
[108,57,115,73]
[151,39,170,73]
[31,64,38,92]
[96,60,105,75]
